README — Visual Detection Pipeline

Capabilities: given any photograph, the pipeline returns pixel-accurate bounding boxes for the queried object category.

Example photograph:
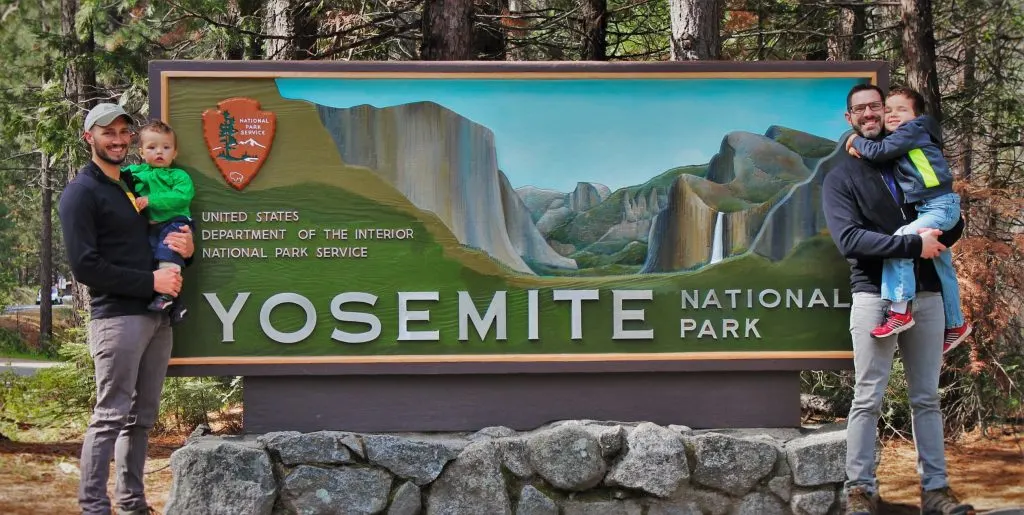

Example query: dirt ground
[0,427,1020,514]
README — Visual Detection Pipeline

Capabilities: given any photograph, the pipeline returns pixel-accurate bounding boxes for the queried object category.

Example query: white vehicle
[36,287,61,305]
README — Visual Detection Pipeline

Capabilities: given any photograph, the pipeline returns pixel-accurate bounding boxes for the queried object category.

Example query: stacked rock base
[165,421,852,515]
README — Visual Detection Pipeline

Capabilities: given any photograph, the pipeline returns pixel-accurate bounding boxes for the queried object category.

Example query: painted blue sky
[277,77,863,192]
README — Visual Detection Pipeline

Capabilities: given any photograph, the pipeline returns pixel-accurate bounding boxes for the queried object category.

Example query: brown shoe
[920,487,975,515]
[846,485,878,514]
[116,506,158,515]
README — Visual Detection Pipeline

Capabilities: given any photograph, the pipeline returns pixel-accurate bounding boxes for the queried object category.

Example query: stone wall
[165,421,851,515]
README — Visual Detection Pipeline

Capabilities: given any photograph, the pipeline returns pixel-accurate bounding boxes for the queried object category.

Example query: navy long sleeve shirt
[58,161,156,319]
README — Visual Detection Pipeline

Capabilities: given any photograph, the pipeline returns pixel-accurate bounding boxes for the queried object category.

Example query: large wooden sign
[152,61,884,431]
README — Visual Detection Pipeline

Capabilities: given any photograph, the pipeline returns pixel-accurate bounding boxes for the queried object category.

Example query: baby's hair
[138,119,176,139]
[888,86,927,116]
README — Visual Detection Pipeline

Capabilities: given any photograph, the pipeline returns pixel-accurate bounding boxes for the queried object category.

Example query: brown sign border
[152,60,886,376]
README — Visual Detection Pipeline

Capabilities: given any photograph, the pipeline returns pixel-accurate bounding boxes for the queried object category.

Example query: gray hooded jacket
[851,114,955,204]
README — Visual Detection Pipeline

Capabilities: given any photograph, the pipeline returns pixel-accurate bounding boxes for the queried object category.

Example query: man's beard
[94,145,126,166]
[854,115,883,139]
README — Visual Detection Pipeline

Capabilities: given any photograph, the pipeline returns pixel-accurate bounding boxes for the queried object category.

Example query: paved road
[2,304,40,314]
[0,358,59,377]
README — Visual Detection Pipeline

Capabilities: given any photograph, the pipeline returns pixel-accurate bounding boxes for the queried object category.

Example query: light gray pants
[845,291,948,495]
[79,313,172,515]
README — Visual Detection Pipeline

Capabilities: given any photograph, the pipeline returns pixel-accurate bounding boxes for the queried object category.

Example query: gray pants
[845,291,948,495]
[79,313,172,515]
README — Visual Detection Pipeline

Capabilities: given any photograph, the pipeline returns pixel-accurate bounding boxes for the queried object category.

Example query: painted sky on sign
[276,77,863,192]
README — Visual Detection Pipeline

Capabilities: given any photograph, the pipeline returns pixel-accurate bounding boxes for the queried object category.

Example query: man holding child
[823,84,975,515]
[58,103,194,515]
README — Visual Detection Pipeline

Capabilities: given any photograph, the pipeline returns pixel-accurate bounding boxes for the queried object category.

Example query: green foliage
[0,327,25,356]
[801,363,915,440]
[159,376,242,432]
[0,325,241,439]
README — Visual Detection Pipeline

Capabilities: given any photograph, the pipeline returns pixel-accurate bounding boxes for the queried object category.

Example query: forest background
[0,0,1021,445]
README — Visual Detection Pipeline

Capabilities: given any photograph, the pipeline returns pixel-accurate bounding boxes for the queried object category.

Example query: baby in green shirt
[126,120,195,321]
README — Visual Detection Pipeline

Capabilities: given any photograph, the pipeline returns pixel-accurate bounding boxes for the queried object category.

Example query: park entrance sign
[151,60,885,432]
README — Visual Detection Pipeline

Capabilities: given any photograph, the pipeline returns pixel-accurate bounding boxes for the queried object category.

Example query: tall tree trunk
[61,0,96,111]
[828,0,865,60]
[668,0,721,60]
[421,0,475,60]
[900,0,940,119]
[39,153,53,353]
[579,0,607,60]
[263,0,317,59]
[953,0,979,182]
[61,0,94,318]
[228,0,264,59]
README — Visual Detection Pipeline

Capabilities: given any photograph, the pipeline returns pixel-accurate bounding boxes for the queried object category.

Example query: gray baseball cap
[83,103,131,131]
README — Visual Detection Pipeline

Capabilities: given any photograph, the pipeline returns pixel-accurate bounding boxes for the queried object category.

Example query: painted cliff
[642,128,835,272]
[750,128,842,261]
[518,167,704,271]
[315,101,576,274]
[498,172,578,270]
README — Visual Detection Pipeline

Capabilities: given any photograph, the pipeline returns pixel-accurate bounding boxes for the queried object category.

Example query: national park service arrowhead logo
[202,98,276,190]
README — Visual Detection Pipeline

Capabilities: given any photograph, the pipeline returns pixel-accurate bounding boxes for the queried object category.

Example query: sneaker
[845,485,878,514]
[147,294,174,312]
[117,505,158,515]
[920,486,975,515]
[169,301,189,326]
[871,309,915,338]
[942,324,972,354]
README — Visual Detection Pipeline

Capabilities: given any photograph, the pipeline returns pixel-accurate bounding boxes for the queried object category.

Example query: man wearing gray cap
[58,103,194,515]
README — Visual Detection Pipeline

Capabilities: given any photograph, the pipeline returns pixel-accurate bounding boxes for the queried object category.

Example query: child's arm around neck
[850,116,931,163]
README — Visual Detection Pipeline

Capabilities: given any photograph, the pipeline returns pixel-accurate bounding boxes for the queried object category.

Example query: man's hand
[153,268,182,296]
[919,229,947,259]
[164,225,194,259]
[135,196,149,210]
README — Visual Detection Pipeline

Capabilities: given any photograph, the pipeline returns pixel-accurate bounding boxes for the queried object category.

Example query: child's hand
[845,133,858,151]
[135,196,149,210]
[848,146,862,159]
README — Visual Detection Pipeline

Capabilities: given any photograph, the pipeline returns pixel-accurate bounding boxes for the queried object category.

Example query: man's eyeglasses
[848,102,884,115]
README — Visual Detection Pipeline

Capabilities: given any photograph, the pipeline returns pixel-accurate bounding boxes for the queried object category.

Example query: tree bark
[828,0,865,61]
[61,0,94,317]
[900,0,940,119]
[227,0,264,59]
[669,0,722,60]
[952,0,979,182]
[39,153,53,352]
[263,0,317,59]
[61,0,96,112]
[421,0,475,60]
[579,0,607,60]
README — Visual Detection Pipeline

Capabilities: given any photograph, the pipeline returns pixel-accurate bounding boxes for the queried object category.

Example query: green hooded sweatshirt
[126,163,195,223]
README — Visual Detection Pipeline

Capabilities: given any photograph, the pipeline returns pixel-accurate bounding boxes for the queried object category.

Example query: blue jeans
[881,192,964,329]
[149,216,193,268]
[846,292,948,495]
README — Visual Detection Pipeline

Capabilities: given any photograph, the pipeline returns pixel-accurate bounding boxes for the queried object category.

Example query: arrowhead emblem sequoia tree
[202,97,276,191]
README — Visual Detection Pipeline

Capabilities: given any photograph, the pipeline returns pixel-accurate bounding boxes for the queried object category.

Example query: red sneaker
[871,309,915,338]
[943,324,972,354]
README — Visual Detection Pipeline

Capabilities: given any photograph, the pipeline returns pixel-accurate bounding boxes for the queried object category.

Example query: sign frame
[151,60,885,431]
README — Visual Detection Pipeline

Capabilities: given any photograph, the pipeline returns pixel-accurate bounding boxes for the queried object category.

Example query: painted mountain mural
[642,126,836,272]
[312,100,839,277]
[316,101,576,275]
